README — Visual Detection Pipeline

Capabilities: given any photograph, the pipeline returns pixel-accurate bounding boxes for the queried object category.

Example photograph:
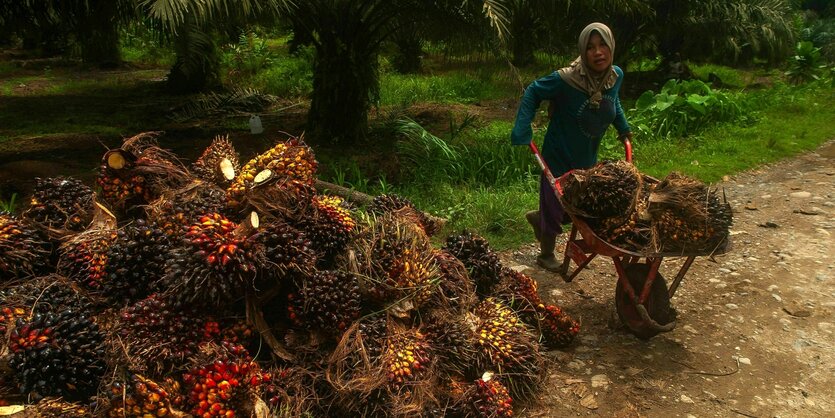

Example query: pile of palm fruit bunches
[0,132,580,417]
[560,160,733,254]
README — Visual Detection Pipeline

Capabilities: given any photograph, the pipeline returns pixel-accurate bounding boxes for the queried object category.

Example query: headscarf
[558,22,618,108]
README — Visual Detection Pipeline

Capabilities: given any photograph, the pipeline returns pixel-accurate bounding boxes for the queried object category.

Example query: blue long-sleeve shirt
[511,66,630,175]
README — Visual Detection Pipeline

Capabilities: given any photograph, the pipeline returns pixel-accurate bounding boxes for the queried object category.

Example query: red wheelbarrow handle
[623,138,633,163]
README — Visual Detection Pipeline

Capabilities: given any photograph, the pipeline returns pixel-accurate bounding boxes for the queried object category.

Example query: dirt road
[508,141,835,417]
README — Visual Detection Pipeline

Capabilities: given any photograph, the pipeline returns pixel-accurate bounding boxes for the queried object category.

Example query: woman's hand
[618,131,633,143]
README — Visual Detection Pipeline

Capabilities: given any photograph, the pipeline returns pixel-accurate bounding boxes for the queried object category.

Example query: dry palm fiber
[0,212,52,280]
[559,160,643,218]
[648,172,733,253]
[26,398,91,417]
[370,193,441,237]
[348,213,439,308]
[443,230,503,296]
[327,317,439,417]
[192,134,240,187]
[145,180,228,237]
[22,176,95,238]
[262,366,329,418]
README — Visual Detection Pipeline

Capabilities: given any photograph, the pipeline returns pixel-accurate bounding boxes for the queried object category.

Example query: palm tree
[0,0,133,65]
[289,1,401,144]
[138,0,292,93]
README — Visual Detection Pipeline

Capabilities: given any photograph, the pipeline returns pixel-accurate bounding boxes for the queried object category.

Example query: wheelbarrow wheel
[615,263,676,339]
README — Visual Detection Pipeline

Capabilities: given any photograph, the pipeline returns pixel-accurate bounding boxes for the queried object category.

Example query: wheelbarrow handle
[528,142,563,195]
[623,138,633,163]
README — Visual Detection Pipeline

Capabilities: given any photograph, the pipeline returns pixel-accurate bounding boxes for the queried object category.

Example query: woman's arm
[510,72,562,145]
[611,66,631,137]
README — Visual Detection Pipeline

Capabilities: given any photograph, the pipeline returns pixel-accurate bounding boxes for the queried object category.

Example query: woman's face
[585,32,612,74]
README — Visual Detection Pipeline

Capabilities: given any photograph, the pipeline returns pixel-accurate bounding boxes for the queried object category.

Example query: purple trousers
[539,173,567,236]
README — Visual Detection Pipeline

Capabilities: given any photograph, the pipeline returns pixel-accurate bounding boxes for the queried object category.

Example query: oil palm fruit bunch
[286,270,361,334]
[256,220,317,277]
[382,328,432,388]
[356,314,388,361]
[22,176,94,233]
[192,135,240,187]
[533,303,580,349]
[444,231,503,296]
[369,193,440,237]
[0,275,90,317]
[108,373,185,418]
[182,342,270,417]
[162,213,264,306]
[459,373,513,418]
[97,149,152,211]
[147,181,228,237]
[8,309,106,400]
[102,219,171,305]
[98,134,191,212]
[117,294,214,374]
[226,137,317,208]
[0,212,51,280]
[429,249,477,311]
[422,312,477,376]
[649,172,733,252]
[297,195,356,264]
[352,214,437,306]
[560,160,642,218]
[591,184,652,251]
[29,398,91,417]
[471,299,538,375]
[58,230,115,290]
[216,318,260,355]
[494,267,542,314]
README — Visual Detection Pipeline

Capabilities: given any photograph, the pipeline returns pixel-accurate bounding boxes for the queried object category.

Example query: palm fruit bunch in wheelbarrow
[647,172,733,253]
[0,131,586,417]
[560,161,732,254]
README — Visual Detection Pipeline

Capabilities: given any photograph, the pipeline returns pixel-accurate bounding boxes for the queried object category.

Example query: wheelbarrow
[528,141,730,339]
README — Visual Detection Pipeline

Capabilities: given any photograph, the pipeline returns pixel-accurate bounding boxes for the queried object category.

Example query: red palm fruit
[534,303,580,349]
[0,212,51,280]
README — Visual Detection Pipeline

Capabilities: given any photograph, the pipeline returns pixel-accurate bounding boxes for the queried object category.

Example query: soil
[507,140,835,417]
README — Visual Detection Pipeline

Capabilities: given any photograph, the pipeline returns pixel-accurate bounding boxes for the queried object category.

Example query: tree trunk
[78,1,121,67]
[392,23,422,73]
[167,23,221,93]
[307,32,378,145]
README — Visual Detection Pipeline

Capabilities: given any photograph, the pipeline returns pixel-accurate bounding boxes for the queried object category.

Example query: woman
[510,22,633,272]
